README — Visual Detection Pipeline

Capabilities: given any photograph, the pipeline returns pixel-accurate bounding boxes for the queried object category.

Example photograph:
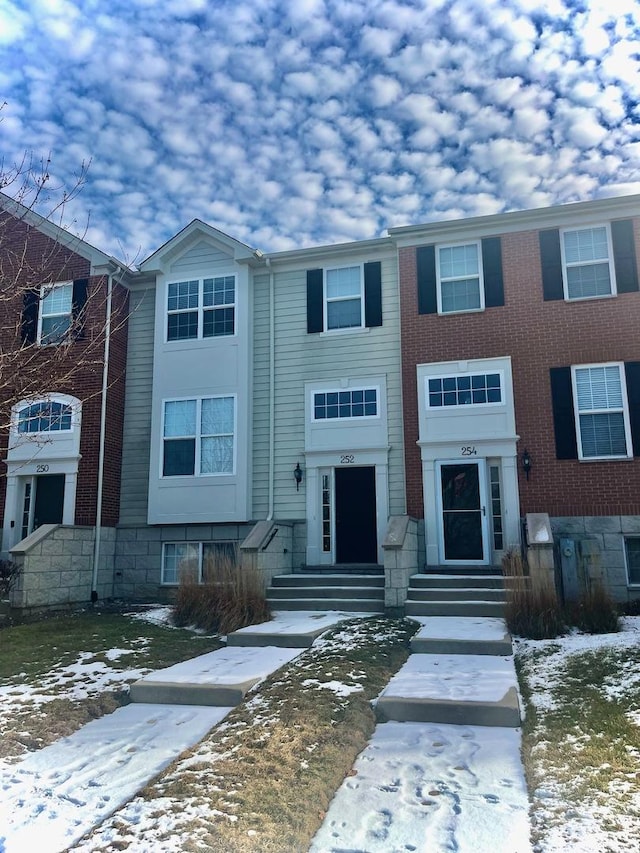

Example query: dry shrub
[567,579,620,634]
[0,558,20,597]
[173,552,271,634]
[502,548,565,639]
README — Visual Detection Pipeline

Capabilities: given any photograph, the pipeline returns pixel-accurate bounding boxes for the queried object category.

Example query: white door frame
[435,458,490,564]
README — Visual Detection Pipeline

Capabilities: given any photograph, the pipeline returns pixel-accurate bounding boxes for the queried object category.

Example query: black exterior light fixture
[294,462,303,491]
[522,449,532,481]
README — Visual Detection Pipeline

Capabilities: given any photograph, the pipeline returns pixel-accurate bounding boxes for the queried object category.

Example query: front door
[437,461,488,563]
[33,474,65,529]
[335,466,377,564]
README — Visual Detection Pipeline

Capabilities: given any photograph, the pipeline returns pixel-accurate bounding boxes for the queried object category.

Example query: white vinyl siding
[572,363,632,460]
[436,242,484,314]
[561,225,615,300]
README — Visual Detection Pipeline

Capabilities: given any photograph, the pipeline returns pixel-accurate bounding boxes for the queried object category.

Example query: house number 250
[36,464,50,473]
[461,446,477,456]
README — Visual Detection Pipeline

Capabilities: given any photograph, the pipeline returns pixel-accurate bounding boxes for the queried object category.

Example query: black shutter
[21,289,39,345]
[625,362,640,457]
[539,229,564,301]
[481,237,504,307]
[611,220,639,294]
[416,245,437,314]
[72,278,89,340]
[364,261,382,327]
[550,367,578,459]
[306,269,323,333]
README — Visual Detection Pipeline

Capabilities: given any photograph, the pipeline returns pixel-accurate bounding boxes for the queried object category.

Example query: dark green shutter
[481,237,504,307]
[72,277,89,340]
[625,362,640,457]
[21,289,39,344]
[611,220,639,293]
[550,367,578,459]
[416,245,437,314]
[306,269,323,333]
[539,229,564,301]
[364,261,382,327]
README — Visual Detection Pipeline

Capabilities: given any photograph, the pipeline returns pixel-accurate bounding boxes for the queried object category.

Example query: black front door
[33,474,65,528]
[439,463,485,561]
[335,466,377,563]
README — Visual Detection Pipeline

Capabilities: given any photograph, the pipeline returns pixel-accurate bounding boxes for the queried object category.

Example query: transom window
[167,276,235,341]
[572,364,631,459]
[325,266,363,330]
[313,388,378,420]
[437,243,483,314]
[163,396,235,476]
[40,283,73,343]
[625,538,640,586]
[427,373,502,408]
[562,226,615,300]
[162,541,238,585]
[17,400,73,433]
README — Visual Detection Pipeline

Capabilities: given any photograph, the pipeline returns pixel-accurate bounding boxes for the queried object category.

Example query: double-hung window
[625,538,640,586]
[162,541,238,585]
[163,396,235,476]
[572,364,632,459]
[561,225,615,300]
[436,243,484,314]
[39,283,73,343]
[325,266,363,330]
[167,276,235,341]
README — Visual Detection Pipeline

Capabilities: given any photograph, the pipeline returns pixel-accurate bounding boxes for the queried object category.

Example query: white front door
[436,460,489,563]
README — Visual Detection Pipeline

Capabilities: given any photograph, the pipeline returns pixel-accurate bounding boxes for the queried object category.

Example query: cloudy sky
[1,0,639,262]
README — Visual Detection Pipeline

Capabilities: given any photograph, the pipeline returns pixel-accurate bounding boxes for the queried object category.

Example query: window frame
[560,224,617,301]
[38,282,73,345]
[161,394,236,478]
[624,536,640,587]
[161,540,238,585]
[166,275,237,342]
[323,264,365,332]
[311,386,380,422]
[425,371,504,409]
[571,362,632,461]
[435,240,485,315]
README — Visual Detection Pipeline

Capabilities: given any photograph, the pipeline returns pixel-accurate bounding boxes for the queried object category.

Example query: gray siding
[252,273,271,518]
[169,240,231,275]
[119,285,155,524]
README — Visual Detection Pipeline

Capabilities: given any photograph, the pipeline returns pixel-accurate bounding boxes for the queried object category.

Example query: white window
[167,276,235,341]
[427,372,502,408]
[325,266,363,330]
[39,283,73,343]
[313,387,378,420]
[625,537,640,586]
[162,396,235,476]
[162,541,237,584]
[437,243,484,314]
[561,225,615,300]
[17,400,73,433]
[572,364,632,460]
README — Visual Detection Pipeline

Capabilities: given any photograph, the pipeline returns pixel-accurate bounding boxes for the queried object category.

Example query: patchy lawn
[516,616,640,853]
[0,607,222,763]
[73,616,416,853]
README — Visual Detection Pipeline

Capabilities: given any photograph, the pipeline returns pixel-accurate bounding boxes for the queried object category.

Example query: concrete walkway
[0,610,532,853]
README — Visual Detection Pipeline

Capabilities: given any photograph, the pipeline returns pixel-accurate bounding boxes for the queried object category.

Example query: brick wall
[399,218,640,519]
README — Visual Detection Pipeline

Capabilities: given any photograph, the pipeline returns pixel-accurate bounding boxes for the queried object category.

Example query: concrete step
[408,587,506,602]
[406,600,505,618]
[268,585,383,600]
[424,565,503,576]
[411,573,504,589]
[409,616,513,656]
[272,573,385,588]
[301,564,383,575]
[227,611,357,648]
[266,597,385,613]
[375,653,521,727]
[129,646,302,706]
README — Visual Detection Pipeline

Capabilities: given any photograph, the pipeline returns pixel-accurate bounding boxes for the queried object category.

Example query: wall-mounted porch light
[521,449,532,481]
[294,462,303,491]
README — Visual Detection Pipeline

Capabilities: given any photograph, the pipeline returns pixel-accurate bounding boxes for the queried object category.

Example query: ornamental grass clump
[567,579,620,634]
[173,552,271,634]
[502,548,565,640]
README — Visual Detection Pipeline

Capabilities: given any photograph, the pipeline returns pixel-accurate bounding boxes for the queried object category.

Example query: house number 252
[340,454,355,464]
[461,446,477,456]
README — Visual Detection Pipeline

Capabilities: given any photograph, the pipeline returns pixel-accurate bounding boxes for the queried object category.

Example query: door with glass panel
[437,460,489,563]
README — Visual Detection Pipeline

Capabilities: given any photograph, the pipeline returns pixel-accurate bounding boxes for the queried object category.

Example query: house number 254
[461,446,477,456]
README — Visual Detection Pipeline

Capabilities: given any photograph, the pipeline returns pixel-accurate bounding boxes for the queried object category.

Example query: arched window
[17,400,73,434]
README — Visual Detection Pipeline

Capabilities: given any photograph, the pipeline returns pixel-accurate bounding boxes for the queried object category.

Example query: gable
[169,238,233,275]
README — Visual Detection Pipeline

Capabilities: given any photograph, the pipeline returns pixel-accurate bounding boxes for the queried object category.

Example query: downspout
[91,267,116,602]
[266,257,275,520]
